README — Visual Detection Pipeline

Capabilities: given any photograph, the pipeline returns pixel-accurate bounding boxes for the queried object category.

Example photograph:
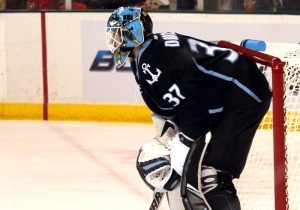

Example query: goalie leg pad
[182,165,241,210]
[167,184,185,210]
[206,190,241,210]
[182,184,211,210]
[180,136,213,210]
[202,166,241,210]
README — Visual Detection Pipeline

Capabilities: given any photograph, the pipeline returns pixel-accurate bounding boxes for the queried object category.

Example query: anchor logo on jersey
[142,63,161,85]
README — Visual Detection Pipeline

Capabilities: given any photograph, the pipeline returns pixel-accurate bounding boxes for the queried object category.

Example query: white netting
[233,43,300,210]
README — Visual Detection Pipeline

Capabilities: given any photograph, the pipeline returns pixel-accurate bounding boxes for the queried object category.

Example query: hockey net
[217,41,300,210]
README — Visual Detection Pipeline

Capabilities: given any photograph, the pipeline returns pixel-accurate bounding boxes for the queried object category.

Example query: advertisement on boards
[81,20,144,104]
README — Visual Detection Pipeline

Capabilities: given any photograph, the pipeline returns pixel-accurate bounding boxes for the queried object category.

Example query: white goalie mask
[136,140,181,192]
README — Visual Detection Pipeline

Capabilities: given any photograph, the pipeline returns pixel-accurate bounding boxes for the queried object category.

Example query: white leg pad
[167,185,185,210]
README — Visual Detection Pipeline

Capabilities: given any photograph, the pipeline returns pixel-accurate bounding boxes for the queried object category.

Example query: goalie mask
[136,141,181,192]
[105,6,153,68]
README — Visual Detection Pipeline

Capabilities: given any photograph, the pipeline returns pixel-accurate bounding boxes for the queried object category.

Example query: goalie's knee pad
[201,166,241,210]
[206,190,241,210]
[182,184,211,210]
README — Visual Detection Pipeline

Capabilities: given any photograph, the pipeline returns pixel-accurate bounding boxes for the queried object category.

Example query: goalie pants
[186,98,271,209]
[203,98,271,178]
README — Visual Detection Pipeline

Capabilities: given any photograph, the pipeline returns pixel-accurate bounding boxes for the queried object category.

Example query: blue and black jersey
[131,32,272,139]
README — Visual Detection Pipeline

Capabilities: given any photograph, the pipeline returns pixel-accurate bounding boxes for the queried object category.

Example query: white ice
[0,120,170,210]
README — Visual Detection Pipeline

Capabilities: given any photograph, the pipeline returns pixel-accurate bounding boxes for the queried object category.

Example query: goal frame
[217,41,288,210]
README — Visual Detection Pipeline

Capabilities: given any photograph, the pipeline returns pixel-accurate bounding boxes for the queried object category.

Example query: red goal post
[217,41,287,210]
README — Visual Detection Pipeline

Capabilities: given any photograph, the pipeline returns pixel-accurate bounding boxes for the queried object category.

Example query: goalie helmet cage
[217,41,300,210]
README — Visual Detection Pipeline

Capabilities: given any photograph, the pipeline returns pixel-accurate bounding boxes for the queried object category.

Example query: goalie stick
[148,192,164,210]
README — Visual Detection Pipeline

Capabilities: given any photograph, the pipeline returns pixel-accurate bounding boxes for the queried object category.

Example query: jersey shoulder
[147,32,187,51]
[141,33,190,65]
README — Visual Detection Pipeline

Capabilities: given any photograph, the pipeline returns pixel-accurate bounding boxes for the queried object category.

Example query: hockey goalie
[105,6,272,210]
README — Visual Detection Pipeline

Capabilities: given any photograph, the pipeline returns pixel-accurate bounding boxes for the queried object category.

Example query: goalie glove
[136,140,181,192]
[168,132,195,176]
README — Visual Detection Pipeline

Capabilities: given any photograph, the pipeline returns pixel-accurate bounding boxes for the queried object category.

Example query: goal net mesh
[232,43,300,210]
